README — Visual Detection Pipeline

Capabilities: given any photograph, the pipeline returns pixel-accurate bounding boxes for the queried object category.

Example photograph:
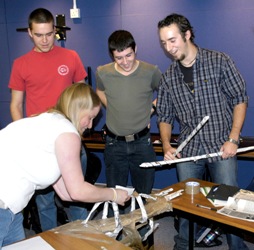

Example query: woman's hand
[111,188,130,206]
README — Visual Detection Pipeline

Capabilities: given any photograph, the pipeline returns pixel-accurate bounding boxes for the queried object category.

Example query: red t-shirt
[9,46,87,116]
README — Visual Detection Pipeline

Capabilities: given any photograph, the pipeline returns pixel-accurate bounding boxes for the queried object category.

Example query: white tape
[185,181,200,195]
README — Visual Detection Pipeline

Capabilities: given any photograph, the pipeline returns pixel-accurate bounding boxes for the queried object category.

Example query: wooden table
[35,227,132,250]
[83,131,254,158]
[166,178,254,249]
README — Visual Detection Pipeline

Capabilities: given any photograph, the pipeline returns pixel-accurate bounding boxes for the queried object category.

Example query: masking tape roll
[185,181,200,195]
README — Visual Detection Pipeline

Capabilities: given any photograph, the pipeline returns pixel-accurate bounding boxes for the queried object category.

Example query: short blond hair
[48,83,100,134]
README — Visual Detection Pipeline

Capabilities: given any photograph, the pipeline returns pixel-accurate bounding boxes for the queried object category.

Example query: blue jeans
[36,146,88,231]
[0,209,25,247]
[105,132,155,242]
[174,151,248,250]
[104,132,155,194]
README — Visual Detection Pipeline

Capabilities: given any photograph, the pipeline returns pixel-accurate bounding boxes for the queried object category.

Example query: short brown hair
[28,8,54,30]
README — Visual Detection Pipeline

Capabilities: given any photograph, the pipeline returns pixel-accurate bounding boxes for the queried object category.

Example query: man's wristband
[228,137,239,146]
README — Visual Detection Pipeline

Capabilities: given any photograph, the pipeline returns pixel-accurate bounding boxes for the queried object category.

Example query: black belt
[106,126,150,142]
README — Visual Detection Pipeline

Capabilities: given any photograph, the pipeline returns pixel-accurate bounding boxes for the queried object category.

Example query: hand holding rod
[140,146,254,168]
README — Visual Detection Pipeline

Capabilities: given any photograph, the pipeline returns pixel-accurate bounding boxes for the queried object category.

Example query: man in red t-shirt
[8,8,88,232]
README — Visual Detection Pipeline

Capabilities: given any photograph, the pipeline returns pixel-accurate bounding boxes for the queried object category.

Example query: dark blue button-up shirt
[157,47,248,159]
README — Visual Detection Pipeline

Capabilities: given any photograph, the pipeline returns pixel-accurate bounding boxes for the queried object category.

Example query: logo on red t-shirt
[58,65,69,76]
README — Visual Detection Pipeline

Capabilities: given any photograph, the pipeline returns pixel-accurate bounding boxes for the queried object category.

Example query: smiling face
[28,22,55,53]
[79,106,100,134]
[112,47,137,75]
[159,23,191,62]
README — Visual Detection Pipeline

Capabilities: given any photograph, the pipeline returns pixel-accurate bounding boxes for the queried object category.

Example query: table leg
[189,220,194,250]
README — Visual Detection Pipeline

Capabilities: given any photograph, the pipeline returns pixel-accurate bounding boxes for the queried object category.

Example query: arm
[53,132,129,205]
[10,90,25,121]
[151,66,161,115]
[150,99,157,115]
[159,122,177,160]
[96,88,107,107]
[220,102,247,158]
[76,79,85,83]
[152,99,157,106]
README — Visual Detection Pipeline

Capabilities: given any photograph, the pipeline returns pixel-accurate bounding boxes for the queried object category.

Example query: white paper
[2,236,55,250]
[115,185,134,195]
[217,190,254,221]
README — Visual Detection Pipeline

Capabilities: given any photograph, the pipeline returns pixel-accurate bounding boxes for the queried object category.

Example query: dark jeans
[104,132,156,245]
[104,132,156,194]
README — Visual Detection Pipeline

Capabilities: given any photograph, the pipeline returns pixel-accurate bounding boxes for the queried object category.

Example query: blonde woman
[0,83,129,247]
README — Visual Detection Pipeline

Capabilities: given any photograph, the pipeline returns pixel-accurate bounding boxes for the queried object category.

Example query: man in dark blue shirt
[157,13,248,250]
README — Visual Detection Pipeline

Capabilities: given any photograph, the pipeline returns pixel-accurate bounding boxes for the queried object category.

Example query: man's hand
[163,145,179,160]
[220,141,238,159]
